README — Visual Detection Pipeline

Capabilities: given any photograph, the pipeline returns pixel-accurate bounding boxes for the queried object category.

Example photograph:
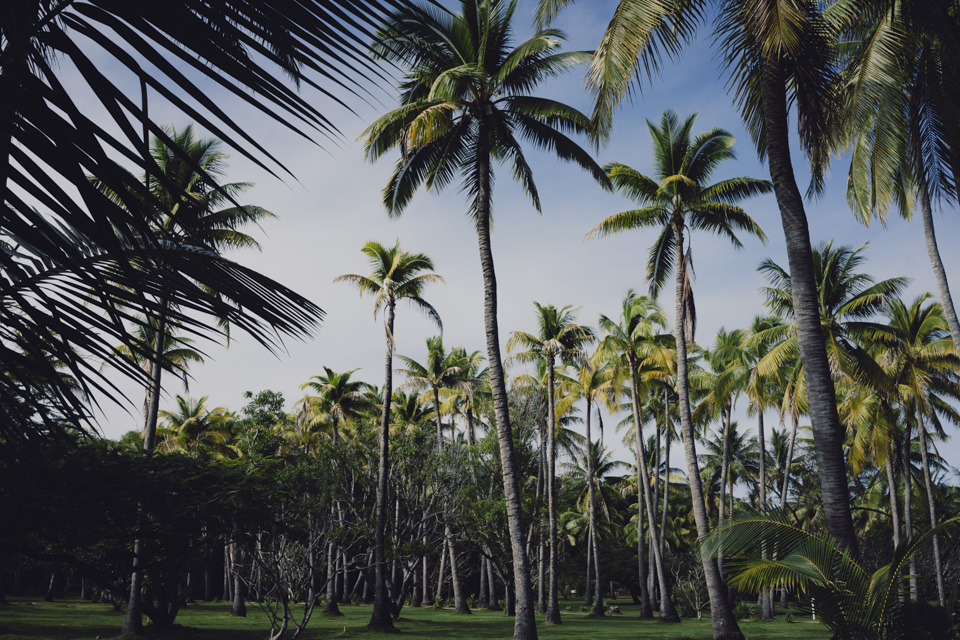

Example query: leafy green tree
[335,240,441,630]
[589,111,767,634]
[362,1,608,633]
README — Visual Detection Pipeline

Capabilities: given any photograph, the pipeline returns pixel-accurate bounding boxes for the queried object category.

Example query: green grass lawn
[0,598,830,640]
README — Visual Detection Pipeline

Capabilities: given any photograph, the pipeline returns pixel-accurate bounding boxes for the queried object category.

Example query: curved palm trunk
[904,419,917,601]
[918,177,960,351]
[760,54,858,556]
[673,227,744,640]
[369,301,397,630]
[780,411,799,505]
[474,117,537,640]
[545,359,561,625]
[585,396,604,616]
[917,412,945,606]
[627,358,653,619]
[631,375,680,622]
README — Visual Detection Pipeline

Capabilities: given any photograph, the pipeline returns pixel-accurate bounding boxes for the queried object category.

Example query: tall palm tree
[840,1,960,353]
[362,2,608,635]
[3,0,379,445]
[588,111,767,636]
[398,335,472,615]
[557,354,614,616]
[884,294,960,605]
[298,367,371,616]
[96,125,276,455]
[597,290,679,622]
[334,240,442,630]
[539,0,866,565]
[507,303,594,624]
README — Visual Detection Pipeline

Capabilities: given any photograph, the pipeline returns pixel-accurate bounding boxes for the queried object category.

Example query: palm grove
[2,1,960,640]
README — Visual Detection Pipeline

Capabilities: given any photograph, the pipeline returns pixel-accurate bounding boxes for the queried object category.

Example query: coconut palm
[539,0,869,570]
[558,355,616,615]
[588,111,768,634]
[3,0,381,449]
[298,367,371,617]
[839,1,960,353]
[362,2,608,632]
[334,240,442,630]
[884,294,960,605]
[507,303,594,624]
[155,395,238,459]
[597,290,679,622]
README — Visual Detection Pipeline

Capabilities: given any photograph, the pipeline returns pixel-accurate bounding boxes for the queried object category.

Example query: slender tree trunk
[369,300,397,630]
[447,531,470,614]
[717,404,732,579]
[673,225,744,640]
[918,413,945,606]
[487,558,499,610]
[479,556,489,609]
[230,543,246,617]
[322,537,342,615]
[436,536,448,601]
[885,448,902,547]
[627,356,653,618]
[918,177,960,350]
[585,397,603,616]
[545,359,561,625]
[760,53,858,556]
[904,419,917,601]
[758,411,773,619]
[584,527,593,606]
[632,382,680,622]
[660,391,670,561]
[473,117,537,640]
[781,411,799,506]
[422,552,430,604]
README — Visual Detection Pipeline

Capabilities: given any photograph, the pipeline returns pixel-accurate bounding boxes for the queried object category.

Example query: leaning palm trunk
[759,54,858,555]
[673,228,743,639]
[369,302,396,629]
[917,413,945,606]
[585,396,604,616]
[632,382,680,622]
[627,363,653,618]
[780,411,799,505]
[757,412,773,619]
[918,177,960,351]
[717,405,732,579]
[545,359,561,625]
[474,118,537,640]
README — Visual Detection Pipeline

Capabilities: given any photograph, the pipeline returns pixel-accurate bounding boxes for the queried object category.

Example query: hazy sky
[77,0,960,476]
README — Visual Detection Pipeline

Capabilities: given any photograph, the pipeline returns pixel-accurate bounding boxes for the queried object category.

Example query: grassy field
[0,598,830,639]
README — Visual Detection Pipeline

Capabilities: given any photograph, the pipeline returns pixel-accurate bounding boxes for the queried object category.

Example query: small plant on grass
[733,601,753,620]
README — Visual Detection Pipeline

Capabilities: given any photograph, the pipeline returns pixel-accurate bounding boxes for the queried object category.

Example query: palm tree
[398,335,472,615]
[155,395,238,459]
[334,240,442,630]
[507,303,594,624]
[558,354,615,616]
[362,3,608,635]
[884,294,960,605]
[539,0,868,565]
[298,367,371,616]
[840,1,960,353]
[4,0,377,446]
[597,290,679,622]
[97,125,276,455]
[588,111,768,636]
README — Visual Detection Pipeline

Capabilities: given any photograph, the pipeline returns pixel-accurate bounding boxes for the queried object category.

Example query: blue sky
[76,0,960,480]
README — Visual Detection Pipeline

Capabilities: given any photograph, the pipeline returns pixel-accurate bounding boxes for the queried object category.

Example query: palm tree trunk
[446,530,470,614]
[584,526,593,606]
[918,413,945,606]
[660,391,670,561]
[885,447,902,547]
[585,397,603,616]
[480,555,489,609]
[918,176,960,350]
[718,404,732,578]
[673,226,743,640]
[230,543,246,617]
[781,411,799,506]
[369,300,396,629]
[759,53,858,556]
[757,411,773,619]
[545,358,561,625]
[487,556,499,610]
[436,537,447,600]
[904,419,917,601]
[322,536,342,615]
[627,361,653,619]
[632,383,680,622]
[474,116,537,640]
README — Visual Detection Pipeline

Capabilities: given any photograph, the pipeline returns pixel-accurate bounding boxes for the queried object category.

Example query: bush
[733,601,753,620]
